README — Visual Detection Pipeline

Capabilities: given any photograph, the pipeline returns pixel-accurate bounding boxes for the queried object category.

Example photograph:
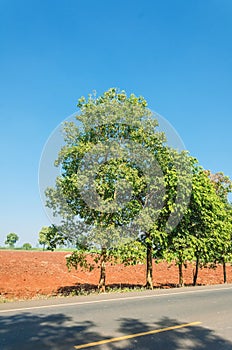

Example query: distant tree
[206,171,232,203]
[38,226,49,250]
[22,243,32,250]
[5,233,19,248]
[38,225,61,250]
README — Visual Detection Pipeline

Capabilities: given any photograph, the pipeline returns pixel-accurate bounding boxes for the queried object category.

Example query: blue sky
[0,0,231,246]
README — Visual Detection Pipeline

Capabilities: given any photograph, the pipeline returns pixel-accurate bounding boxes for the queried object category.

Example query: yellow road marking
[74,321,202,349]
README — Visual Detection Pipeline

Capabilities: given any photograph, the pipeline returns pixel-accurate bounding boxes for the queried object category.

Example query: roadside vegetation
[43,88,232,291]
[2,89,231,294]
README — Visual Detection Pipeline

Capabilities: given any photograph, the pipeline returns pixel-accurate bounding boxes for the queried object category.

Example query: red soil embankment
[0,250,231,300]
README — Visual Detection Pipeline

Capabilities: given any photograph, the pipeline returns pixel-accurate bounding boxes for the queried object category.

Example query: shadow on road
[0,313,231,349]
[56,282,206,296]
[0,313,101,350]
[112,316,232,349]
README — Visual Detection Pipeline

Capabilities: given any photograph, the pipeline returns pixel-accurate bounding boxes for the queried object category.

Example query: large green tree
[46,88,170,290]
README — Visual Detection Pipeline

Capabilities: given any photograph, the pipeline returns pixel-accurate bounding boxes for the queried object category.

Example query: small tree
[38,227,49,250]
[22,243,32,250]
[38,225,61,250]
[5,233,19,248]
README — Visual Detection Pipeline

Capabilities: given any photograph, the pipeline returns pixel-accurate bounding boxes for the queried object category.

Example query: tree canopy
[5,233,19,248]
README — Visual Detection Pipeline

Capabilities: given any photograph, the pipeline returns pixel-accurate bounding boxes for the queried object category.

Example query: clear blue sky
[0,0,231,246]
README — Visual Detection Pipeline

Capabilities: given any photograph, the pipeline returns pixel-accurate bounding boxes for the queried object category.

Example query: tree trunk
[193,255,199,286]
[98,248,107,292]
[146,242,153,290]
[223,259,227,284]
[178,263,184,287]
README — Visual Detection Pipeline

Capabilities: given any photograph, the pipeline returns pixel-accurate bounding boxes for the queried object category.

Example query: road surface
[0,284,232,349]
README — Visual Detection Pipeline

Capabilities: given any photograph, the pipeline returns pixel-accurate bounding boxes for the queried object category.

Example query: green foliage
[206,170,232,203]
[66,240,146,275]
[165,166,232,285]
[47,87,166,241]
[38,225,62,250]
[114,241,146,266]
[206,171,232,267]
[66,250,95,272]
[22,243,32,250]
[5,233,19,248]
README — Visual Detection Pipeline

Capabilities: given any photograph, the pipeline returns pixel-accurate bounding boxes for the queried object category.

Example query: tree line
[42,88,232,291]
[2,233,32,250]
[5,88,232,292]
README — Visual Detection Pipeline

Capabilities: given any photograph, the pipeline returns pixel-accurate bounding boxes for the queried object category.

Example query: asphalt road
[0,284,232,350]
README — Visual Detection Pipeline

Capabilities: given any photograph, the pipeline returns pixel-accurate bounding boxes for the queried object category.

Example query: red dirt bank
[0,250,231,300]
